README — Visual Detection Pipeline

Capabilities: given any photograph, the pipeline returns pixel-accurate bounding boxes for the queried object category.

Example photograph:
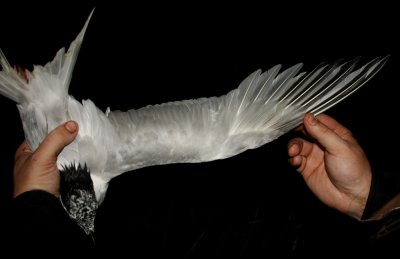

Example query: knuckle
[30,152,41,164]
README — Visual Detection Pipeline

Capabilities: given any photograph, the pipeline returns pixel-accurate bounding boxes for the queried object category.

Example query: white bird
[0,9,389,235]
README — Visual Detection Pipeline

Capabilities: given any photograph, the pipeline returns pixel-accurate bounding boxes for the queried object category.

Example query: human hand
[13,121,79,198]
[288,113,372,219]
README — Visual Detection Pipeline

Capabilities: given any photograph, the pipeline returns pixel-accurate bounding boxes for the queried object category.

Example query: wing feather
[0,9,94,151]
[104,56,389,176]
[0,9,389,206]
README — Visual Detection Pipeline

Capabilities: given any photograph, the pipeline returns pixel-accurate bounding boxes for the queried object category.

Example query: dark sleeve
[3,190,95,252]
[362,170,400,220]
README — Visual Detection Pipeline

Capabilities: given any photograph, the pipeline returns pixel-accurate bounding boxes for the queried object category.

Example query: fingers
[293,124,304,132]
[314,114,353,140]
[287,138,313,168]
[288,139,302,157]
[287,140,302,167]
[288,113,352,159]
[302,113,347,154]
[14,141,32,161]
[34,121,79,162]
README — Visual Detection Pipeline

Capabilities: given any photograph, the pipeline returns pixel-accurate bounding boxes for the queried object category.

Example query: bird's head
[59,163,98,235]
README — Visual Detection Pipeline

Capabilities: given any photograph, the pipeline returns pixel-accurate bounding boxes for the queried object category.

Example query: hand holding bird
[0,9,389,235]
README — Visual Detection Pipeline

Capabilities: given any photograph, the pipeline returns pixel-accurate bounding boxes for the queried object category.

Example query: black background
[0,1,398,256]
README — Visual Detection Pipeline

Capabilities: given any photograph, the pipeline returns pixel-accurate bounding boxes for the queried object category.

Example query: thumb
[303,113,345,153]
[35,121,79,161]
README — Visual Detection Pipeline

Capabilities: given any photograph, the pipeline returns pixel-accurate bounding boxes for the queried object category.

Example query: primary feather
[0,9,389,234]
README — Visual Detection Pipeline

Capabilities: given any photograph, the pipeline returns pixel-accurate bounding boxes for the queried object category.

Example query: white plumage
[0,9,389,233]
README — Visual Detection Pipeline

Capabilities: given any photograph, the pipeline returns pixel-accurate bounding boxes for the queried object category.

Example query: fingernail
[308,114,317,126]
[65,121,77,133]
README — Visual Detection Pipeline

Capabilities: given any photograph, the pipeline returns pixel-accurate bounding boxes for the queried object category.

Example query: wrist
[14,185,59,199]
[343,174,372,220]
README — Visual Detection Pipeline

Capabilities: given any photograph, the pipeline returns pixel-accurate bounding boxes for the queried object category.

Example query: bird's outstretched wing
[104,56,388,177]
[0,7,389,203]
[0,8,390,234]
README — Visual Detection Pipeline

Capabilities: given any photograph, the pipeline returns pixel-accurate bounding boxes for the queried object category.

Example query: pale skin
[288,113,372,220]
[13,121,78,198]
